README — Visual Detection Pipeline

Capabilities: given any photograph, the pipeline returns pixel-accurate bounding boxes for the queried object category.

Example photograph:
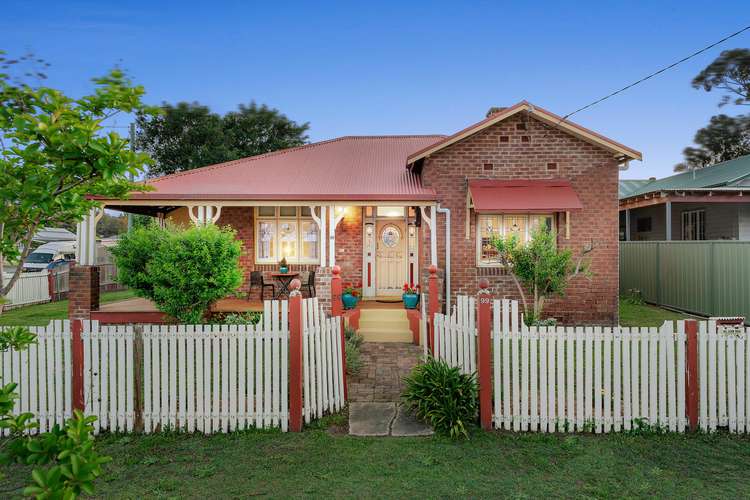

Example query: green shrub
[344,326,363,376]
[218,312,262,325]
[402,358,478,439]
[111,224,243,323]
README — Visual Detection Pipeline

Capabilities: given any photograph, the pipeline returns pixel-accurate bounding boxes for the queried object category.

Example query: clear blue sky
[3,0,749,179]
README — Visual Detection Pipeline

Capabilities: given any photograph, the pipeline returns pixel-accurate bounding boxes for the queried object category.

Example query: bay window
[255,207,319,264]
[477,213,555,266]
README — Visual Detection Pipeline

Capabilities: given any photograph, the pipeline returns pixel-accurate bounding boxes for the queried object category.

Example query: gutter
[435,203,451,312]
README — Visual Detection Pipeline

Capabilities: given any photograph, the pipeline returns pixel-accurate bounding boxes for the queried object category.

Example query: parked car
[22,241,77,272]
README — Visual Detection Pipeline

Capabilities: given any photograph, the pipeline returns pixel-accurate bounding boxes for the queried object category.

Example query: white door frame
[362,206,418,298]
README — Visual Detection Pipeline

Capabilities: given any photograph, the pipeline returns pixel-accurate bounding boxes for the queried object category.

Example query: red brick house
[94,101,641,325]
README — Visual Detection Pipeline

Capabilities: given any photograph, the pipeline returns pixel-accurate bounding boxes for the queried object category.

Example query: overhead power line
[560,24,750,122]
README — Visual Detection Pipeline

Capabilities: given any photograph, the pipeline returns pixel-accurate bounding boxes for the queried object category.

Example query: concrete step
[358,318,411,329]
[357,328,413,343]
[359,309,408,319]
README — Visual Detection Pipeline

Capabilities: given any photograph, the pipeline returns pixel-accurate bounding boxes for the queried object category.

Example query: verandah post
[685,319,699,431]
[477,278,493,430]
[288,279,304,432]
[428,265,439,353]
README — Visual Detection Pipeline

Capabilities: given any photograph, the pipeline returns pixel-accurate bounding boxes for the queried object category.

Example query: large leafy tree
[0,52,156,299]
[676,49,750,171]
[136,101,309,177]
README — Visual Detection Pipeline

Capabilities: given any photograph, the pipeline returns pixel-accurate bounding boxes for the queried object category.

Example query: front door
[376,220,407,296]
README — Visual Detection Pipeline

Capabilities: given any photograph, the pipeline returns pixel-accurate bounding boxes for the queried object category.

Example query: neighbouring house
[619,155,750,241]
[84,101,640,324]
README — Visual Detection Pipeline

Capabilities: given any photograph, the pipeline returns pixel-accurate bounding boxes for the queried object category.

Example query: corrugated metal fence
[620,241,750,321]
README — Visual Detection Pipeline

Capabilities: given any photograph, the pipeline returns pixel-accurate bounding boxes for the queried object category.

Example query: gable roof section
[621,154,750,199]
[130,135,445,201]
[406,101,642,164]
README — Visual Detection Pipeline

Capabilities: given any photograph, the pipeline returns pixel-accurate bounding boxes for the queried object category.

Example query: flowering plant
[403,283,420,294]
[343,283,360,297]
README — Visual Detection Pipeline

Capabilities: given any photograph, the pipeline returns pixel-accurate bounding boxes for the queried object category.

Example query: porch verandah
[75,200,440,321]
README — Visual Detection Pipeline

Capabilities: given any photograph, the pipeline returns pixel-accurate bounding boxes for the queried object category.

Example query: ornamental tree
[0,54,156,299]
[492,226,592,324]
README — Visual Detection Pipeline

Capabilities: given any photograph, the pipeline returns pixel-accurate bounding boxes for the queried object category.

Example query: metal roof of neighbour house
[126,135,446,202]
[406,101,643,164]
[618,179,654,199]
[620,154,750,200]
[468,179,583,213]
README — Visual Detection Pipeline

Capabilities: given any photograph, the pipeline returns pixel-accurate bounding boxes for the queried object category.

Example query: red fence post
[288,279,304,432]
[428,265,439,354]
[331,265,343,318]
[47,270,56,302]
[685,319,699,431]
[477,279,493,430]
[71,319,85,412]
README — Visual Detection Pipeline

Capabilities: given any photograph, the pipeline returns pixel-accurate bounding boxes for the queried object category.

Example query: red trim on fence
[71,319,85,412]
[91,311,169,324]
[685,320,699,431]
[477,279,492,430]
[428,265,439,353]
[288,280,303,432]
[47,272,55,301]
[406,309,420,345]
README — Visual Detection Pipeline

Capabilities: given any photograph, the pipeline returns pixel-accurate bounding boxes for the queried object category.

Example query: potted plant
[279,257,289,274]
[402,283,420,309]
[342,284,360,310]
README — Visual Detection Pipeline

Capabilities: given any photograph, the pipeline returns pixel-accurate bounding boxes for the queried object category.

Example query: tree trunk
[0,221,41,298]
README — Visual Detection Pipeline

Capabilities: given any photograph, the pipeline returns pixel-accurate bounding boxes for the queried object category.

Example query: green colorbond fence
[620,241,750,321]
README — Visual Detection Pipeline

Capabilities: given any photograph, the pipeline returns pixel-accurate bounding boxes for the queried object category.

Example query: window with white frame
[681,209,705,240]
[255,207,319,263]
[476,213,555,266]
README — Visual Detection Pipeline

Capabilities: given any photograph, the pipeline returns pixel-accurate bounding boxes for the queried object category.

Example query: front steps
[357,308,413,343]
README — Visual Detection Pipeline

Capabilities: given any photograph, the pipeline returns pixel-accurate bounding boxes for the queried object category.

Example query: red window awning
[468,179,583,213]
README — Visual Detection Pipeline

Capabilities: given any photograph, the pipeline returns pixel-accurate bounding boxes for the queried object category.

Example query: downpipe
[436,203,451,312]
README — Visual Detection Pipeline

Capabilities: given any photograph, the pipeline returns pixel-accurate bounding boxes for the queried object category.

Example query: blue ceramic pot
[342,293,358,310]
[280,266,289,274]
[403,293,419,309]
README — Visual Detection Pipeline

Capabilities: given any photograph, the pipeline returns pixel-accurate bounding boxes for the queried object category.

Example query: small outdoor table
[271,272,300,299]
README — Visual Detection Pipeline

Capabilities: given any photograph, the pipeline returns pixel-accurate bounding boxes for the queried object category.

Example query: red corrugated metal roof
[130,136,445,201]
[469,179,583,212]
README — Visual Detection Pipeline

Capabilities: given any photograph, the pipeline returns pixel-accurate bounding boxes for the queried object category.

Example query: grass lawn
[618,298,692,327]
[0,289,136,326]
[3,422,750,498]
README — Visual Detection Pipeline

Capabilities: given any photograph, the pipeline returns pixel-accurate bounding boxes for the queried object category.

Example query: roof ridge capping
[406,100,642,164]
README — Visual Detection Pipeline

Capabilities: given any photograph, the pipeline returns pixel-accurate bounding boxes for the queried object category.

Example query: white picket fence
[699,321,750,433]
[1,299,349,435]
[82,322,135,433]
[1,321,72,435]
[302,297,344,423]
[142,301,289,433]
[433,295,477,375]
[2,271,50,309]
[492,299,687,432]
[429,295,750,434]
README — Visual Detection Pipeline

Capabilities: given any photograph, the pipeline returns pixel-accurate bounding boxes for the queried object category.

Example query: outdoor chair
[302,270,316,297]
[249,271,275,300]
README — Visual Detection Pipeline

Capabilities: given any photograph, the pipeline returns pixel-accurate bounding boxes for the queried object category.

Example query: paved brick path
[348,342,424,402]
